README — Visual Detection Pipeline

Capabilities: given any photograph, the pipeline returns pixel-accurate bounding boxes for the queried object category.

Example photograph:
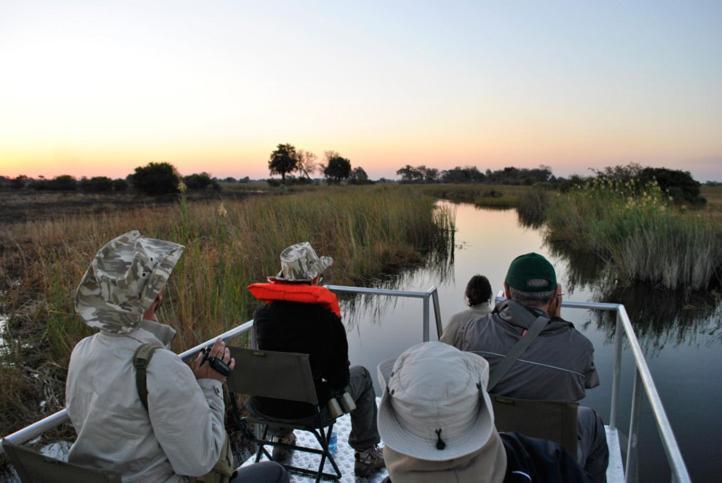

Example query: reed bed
[0,186,453,435]
[410,184,531,209]
[545,180,721,290]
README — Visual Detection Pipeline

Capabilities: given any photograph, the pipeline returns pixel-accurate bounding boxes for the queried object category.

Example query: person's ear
[503,283,511,299]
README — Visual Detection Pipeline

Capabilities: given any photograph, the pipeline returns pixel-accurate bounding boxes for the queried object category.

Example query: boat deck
[242,401,625,482]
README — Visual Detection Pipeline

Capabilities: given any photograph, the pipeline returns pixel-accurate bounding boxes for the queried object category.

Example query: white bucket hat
[269,242,333,283]
[377,342,495,461]
[75,230,184,334]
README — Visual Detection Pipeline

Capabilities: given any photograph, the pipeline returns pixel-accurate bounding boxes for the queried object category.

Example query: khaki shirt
[440,303,492,345]
[66,320,226,482]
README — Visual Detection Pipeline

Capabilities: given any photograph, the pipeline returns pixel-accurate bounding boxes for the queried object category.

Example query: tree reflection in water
[546,239,721,352]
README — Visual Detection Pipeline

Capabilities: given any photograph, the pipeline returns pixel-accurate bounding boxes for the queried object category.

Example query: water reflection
[341,201,721,482]
[546,238,722,349]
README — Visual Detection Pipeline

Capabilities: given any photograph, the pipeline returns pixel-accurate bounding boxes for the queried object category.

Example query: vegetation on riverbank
[0,186,453,437]
[544,179,721,290]
[413,183,532,209]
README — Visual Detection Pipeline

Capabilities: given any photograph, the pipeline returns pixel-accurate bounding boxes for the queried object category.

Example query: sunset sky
[1,1,721,181]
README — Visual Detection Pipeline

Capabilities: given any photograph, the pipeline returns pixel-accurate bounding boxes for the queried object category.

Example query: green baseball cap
[505,252,557,293]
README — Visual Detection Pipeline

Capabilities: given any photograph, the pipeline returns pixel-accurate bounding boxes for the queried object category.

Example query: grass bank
[0,185,453,437]
[545,180,721,290]
[409,183,532,209]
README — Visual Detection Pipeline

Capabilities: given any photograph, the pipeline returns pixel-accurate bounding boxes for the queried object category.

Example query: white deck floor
[242,410,625,482]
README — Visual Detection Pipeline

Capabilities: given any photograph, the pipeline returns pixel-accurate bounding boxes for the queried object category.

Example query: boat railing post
[626,368,642,483]
[431,288,443,339]
[610,307,624,430]
[422,295,430,342]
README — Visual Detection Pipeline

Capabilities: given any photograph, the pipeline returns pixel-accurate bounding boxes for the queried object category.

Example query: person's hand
[193,338,236,382]
[143,293,163,321]
[549,284,563,318]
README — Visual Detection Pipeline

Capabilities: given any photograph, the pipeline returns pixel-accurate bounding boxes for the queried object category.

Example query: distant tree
[349,166,370,184]
[238,176,251,184]
[418,166,439,183]
[33,175,78,191]
[130,162,181,195]
[485,166,552,185]
[183,172,215,191]
[80,176,114,192]
[296,150,318,180]
[323,152,352,183]
[268,144,299,183]
[440,166,485,183]
[11,175,29,190]
[396,165,424,183]
[112,178,129,192]
[223,176,237,183]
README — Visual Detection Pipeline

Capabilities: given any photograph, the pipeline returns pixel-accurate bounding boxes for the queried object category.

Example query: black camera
[200,347,232,377]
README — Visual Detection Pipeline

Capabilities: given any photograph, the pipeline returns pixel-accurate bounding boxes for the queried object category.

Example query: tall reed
[545,178,721,290]
[0,186,453,435]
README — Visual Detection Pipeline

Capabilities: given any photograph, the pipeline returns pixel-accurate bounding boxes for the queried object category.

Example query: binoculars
[327,389,356,418]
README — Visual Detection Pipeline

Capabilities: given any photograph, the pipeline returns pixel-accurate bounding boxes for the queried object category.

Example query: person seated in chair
[440,274,493,345]
[248,242,384,477]
[449,252,608,482]
[66,231,288,483]
[378,342,592,483]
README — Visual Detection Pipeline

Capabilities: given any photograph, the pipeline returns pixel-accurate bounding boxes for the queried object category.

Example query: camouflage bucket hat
[75,230,184,334]
[270,242,333,283]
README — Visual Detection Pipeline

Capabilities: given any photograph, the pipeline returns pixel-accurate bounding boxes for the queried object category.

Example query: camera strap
[133,342,163,411]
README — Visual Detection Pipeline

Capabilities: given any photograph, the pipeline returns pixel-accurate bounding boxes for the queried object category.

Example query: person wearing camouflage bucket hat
[269,241,334,282]
[74,230,184,334]
[248,242,386,477]
[448,252,609,483]
[66,231,288,483]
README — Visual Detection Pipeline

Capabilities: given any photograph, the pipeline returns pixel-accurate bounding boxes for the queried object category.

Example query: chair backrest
[491,395,578,456]
[1,439,122,483]
[228,347,319,406]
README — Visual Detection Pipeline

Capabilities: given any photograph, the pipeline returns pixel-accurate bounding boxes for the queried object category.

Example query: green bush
[80,176,114,192]
[546,178,720,290]
[130,162,180,196]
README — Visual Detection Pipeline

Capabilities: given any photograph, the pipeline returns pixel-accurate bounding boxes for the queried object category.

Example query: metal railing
[1,285,443,452]
[2,289,690,483]
[560,300,691,483]
[325,284,443,343]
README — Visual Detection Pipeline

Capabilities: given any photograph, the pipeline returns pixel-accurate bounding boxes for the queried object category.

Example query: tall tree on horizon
[268,143,299,183]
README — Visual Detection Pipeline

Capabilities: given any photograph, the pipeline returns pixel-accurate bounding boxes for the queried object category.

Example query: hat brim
[377,353,495,461]
[267,275,315,284]
[75,235,184,334]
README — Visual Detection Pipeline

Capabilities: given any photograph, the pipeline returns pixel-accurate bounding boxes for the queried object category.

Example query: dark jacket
[501,432,591,483]
[454,300,599,401]
[382,432,590,483]
[252,300,350,418]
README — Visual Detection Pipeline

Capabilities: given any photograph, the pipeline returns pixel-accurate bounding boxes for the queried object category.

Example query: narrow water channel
[342,201,721,483]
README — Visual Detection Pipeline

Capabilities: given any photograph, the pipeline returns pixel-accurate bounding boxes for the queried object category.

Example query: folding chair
[491,395,579,457]
[227,347,342,482]
[1,439,121,483]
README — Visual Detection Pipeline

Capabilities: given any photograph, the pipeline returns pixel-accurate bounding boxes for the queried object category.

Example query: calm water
[341,202,722,483]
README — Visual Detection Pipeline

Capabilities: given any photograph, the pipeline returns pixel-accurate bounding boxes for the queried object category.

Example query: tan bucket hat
[377,342,495,461]
[75,230,184,334]
[269,242,333,283]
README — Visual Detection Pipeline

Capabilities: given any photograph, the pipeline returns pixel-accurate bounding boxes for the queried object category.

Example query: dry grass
[0,185,454,436]
[545,182,722,290]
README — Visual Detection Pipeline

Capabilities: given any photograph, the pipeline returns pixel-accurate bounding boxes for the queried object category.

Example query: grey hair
[508,285,555,308]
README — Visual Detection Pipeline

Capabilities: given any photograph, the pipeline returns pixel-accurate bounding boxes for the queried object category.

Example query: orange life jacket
[247,281,341,318]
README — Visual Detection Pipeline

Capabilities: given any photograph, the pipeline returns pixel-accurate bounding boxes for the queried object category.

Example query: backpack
[133,343,236,483]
